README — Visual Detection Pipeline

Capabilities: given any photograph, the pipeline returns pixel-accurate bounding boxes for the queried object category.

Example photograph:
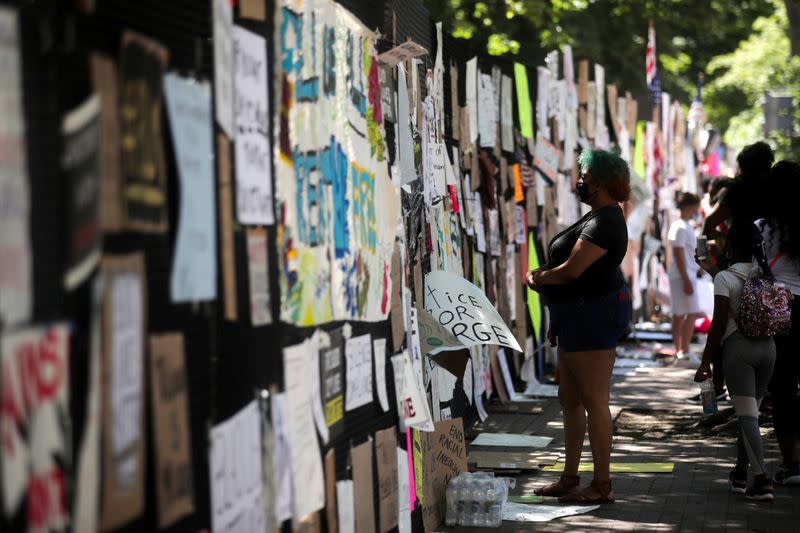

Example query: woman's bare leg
[558,349,586,478]
[562,348,616,485]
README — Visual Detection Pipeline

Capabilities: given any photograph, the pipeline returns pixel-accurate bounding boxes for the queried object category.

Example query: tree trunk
[787,0,800,56]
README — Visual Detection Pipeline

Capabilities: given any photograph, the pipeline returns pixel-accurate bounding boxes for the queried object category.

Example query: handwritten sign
[321,332,344,432]
[0,7,32,326]
[119,31,170,233]
[100,253,146,531]
[418,419,468,531]
[375,427,398,532]
[164,73,217,302]
[534,131,559,185]
[62,94,101,290]
[212,0,233,136]
[373,338,390,412]
[424,271,522,352]
[345,333,373,411]
[149,333,194,528]
[209,401,265,533]
[1,324,70,530]
[377,40,428,67]
[390,352,434,432]
[234,25,273,225]
[283,340,326,520]
[246,227,272,325]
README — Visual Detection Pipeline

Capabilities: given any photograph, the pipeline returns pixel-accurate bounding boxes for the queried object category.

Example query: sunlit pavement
[456,347,800,532]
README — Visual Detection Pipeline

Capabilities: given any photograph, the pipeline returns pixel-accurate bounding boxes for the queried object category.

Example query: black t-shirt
[543,205,628,301]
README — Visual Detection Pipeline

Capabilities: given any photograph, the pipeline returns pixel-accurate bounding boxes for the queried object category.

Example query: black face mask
[576,181,595,204]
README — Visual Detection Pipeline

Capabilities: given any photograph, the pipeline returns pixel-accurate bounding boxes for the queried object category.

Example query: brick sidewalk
[458,360,800,532]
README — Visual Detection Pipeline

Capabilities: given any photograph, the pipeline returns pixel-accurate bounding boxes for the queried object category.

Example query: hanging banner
[119,31,170,233]
[0,7,32,327]
[62,94,102,291]
[423,271,522,352]
[1,324,70,530]
[274,0,397,325]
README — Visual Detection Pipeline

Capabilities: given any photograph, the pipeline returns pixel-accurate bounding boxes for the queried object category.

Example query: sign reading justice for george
[424,271,522,353]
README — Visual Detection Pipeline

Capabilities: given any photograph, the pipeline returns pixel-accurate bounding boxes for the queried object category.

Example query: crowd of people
[527,143,800,504]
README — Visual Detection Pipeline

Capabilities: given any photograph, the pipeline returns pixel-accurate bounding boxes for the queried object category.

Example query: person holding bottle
[527,149,631,504]
[695,226,776,501]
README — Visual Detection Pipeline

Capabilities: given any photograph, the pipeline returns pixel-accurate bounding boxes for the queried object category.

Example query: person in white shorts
[668,192,702,358]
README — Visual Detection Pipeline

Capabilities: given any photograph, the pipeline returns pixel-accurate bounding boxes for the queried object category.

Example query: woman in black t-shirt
[527,149,631,504]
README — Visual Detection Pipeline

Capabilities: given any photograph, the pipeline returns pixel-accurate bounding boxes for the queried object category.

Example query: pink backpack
[735,257,792,337]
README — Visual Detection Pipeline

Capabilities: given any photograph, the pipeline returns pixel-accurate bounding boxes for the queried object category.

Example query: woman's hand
[695,253,717,277]
[694,361,713,383]
[526,268,543,291]
[682,277,694,295]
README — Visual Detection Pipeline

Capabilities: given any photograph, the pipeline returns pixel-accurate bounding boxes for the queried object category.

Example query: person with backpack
[695,226,781,501]
[759,160,800,485]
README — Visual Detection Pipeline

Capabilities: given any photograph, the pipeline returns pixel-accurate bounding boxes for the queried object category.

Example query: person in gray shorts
[695,227,776,501]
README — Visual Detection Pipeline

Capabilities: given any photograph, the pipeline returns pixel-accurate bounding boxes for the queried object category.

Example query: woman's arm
[532,238,607,287]
[694,294,729,382]
[702,202,731,237]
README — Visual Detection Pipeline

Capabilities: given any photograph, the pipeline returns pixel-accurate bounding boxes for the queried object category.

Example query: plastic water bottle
[457,475,472,526]
[445,474,462,526]
[484,479,501,527]
[468,478,486,526]
[700,379,718,414]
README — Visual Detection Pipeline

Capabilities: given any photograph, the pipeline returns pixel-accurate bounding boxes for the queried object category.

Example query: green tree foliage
[428,0,775,113]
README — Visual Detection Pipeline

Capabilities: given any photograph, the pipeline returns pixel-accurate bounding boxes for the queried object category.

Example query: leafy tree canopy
[427,0,780,126]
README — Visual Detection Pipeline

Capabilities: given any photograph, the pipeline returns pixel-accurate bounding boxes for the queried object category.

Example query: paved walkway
[458,354,800,532]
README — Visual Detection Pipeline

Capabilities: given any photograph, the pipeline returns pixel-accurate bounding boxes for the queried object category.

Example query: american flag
[688,75,706,125]
[646,23,661,106]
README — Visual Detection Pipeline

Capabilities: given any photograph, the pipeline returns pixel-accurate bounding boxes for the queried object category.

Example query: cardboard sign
[100,253,147,531]
[62,94,101,290]
[377,40,428,67]
[149,333,194,528]
[418,419,468,531]
[533,131,559,184]
[89,53,123,232]
[375,428,398,532]
[351,440,376,533]
[1,323,70,530]
[423,271,522,352]
[217,133,237,321]
[119,31,170,233]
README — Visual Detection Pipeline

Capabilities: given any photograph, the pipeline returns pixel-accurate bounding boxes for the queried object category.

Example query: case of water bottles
[445,472,511,528]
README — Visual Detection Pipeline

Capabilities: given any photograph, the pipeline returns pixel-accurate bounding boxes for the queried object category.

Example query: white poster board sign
[423,271,522,352]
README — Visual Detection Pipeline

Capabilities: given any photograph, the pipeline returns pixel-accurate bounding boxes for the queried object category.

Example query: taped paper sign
[391,352,434,432]
[0,7,32,327]
[377,40,428,67]
[246,228,272,326]
[345,333,373,411]
[234,25,273,225]
[62,94,102,291]
[100,253,147,531]
[275,0,397,325]
[513,63,533,139]
[320,329,345,433]
[164,73,217,303]
[212,0,233,136]
[209,401,266,533]
[283,340,326,519]
[424,271,522,352]
[1,324,70,530]
[533,131,559,184]
[119,31,170,233]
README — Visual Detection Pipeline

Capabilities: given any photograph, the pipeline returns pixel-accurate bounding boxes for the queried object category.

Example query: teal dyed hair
[578,149,631,202]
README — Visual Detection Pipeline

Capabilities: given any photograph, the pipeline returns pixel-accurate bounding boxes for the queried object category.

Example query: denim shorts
[547,286,631,352]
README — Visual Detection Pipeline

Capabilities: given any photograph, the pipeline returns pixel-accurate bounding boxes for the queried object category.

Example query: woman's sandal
[558,479,615,504]
[533,474,580,497]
